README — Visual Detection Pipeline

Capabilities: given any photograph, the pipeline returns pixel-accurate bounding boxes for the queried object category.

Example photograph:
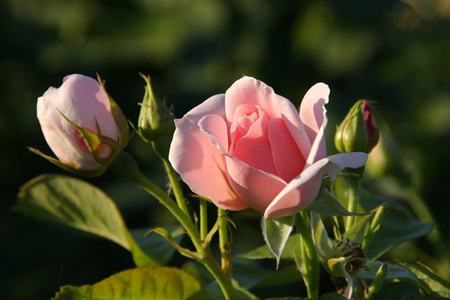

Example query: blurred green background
[2,0,450,299]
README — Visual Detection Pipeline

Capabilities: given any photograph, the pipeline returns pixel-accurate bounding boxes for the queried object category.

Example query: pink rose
[169,77,367,218]
[36,74,129,175]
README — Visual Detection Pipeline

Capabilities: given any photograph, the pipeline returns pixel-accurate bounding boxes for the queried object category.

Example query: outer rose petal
[299,83,330,163]
[55,75,118,139]
[169,95,247,210]
[37,74,118,170]
[37,102,98,169]
[264,152,368,218]
[225,76,312,159]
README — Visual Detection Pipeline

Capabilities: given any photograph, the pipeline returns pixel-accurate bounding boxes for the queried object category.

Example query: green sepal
[28,147,107,177]
[306,189,369,217]
[261,214,296,269]
[96,73,130,150]
[343,213,373,244]
[343,204,385,244]
[58,110,120,166]
[145,227,203,260]
[327,257,351,276]
[327,258,354,298]
[311,213,334,261]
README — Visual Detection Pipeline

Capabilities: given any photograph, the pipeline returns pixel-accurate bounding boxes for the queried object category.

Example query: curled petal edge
[264,152,368,218]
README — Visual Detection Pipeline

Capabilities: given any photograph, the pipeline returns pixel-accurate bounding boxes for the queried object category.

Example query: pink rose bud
[33,74,129,177]
[335,100,380,154]
[169,76,368,218]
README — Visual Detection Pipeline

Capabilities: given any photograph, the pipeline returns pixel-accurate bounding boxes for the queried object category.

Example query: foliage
[4,0,450,299]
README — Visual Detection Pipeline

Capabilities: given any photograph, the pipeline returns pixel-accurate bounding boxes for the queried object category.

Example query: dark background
[2,0,450,299]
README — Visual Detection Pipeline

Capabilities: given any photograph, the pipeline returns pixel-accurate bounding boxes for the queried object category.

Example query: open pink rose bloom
[37,74,120,171]
[169,77,368,218]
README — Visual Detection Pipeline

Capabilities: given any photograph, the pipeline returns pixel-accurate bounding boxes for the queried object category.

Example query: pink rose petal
[268,117,306,182]
[299,83,330,163]
[264,152,368,218]
[169,94,247,210]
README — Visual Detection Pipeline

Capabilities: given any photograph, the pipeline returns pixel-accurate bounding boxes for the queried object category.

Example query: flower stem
[110,152,236,299]
[296,211,319,299]
[218,208,232,276]
[363,263,387,300]
[200,199,208,242]
[332,167,364,231]
[163,158,190,217]
[201,248,237,300]
[345,182,359,230]
[110,152,202,249]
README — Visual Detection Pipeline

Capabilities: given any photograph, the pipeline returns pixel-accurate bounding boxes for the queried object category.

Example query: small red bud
[335,100,380,154]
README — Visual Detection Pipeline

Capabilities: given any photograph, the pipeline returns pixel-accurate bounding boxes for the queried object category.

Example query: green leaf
[365,196,434,260]
[126,232,160,267]
[267,293,346,300]
[53,267,201,300]
[366,216,433,260]
[266,298,308,300]
[317,293,348,300]
[15,175,158,267]
[16,175,129,248]
[373,282,419,300]
[239,233,301,261]
[130,226,184,265]
[390,261,450,297]
[261,215,295,268]
[253,266,301,289]
[146,227,202,260]
[183,261,261,300]
[359,261,419,284]
[201,280,259,300]
[306,189,367,216]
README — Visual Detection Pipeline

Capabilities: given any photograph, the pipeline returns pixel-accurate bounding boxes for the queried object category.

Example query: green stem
[163,158,190,217]
[296,211,319,299]
[110,153,237,299]
[200,199,208,242]
[332,167,364,231]
[201,248,237,300]
[345,181,359,230]
[111,153,202,250]
[218,208,232,276]
[363,263,387,300]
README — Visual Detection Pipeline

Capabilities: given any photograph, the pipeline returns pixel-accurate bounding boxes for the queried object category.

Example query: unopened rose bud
[137,74,175,159]
[335,100,380,154]
[32,74,130,177]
